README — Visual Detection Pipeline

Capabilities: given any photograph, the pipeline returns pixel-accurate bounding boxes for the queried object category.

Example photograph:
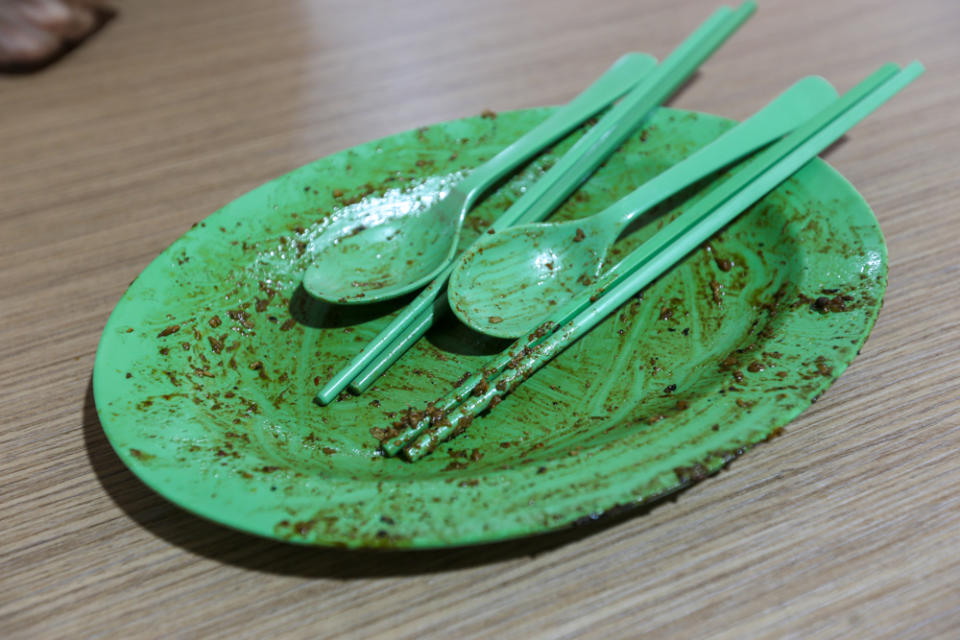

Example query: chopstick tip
[733,1,758,19]
[904,60,926,76]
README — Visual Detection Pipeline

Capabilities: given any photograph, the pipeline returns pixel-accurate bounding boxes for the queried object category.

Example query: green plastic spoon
[447,75,839,338]
[299,52,657,304]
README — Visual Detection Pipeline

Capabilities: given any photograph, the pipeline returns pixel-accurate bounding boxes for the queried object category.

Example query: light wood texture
[2,0,959,637]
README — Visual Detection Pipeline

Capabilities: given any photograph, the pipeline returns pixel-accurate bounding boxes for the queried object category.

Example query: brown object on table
[2,0,959,637]
[0,3,116,74]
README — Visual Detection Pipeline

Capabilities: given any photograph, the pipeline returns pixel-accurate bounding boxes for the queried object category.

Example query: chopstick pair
[379,61,924,461]
[315,2,757,405]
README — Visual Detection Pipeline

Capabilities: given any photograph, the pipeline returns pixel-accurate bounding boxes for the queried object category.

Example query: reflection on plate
[93,107,885,548]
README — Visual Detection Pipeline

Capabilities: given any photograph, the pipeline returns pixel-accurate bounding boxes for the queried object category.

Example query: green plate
[93,107,886,548]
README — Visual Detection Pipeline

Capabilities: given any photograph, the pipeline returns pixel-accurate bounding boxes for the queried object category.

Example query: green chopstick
[328,2,757,400]
[391,61,924,461]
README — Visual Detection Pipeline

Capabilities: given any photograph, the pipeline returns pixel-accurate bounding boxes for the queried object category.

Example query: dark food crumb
[369,427,392,441]
[674,463,710,484]
[527,321,553,342]
[715,257,734,272]
[374,403,449,444]
[765,426,785,442]
[720,354,738,369]
[812,294,852,313]
[471,377,489,397]
[521,442,545,458]
[710,279,724,304]
[573,228,586,242]
[228,309,254,329]
[453,415,473,436]
[208,336,224,354]
[815,356,833,377]
[157,324,181,338]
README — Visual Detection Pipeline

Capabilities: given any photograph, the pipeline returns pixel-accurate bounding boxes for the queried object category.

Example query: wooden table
[3,0,959,636]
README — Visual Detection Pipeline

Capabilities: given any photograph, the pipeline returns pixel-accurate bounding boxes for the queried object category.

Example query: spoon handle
[596,75,838,229]
[453,52,658,203]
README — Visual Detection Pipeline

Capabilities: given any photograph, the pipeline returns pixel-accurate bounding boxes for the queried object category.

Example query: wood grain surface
[2,0,959,637]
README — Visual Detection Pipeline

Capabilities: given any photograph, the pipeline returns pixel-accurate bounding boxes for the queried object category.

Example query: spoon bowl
[449,217,616,337]
[302,185,464,303]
